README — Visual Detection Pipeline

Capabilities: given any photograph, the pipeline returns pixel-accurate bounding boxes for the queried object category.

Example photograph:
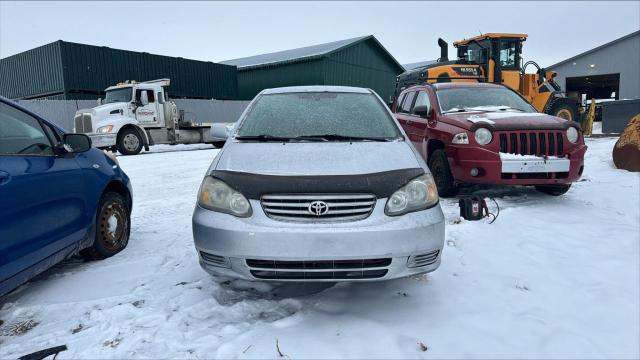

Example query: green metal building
[0,40,238,100]
[221,35,405,102]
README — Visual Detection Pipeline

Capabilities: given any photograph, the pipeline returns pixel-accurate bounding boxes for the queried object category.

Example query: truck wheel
[82,192,130,260]
[547,98,579,122]
[535,184,571,196]
[428,149,458,197]
[116,128,143,155]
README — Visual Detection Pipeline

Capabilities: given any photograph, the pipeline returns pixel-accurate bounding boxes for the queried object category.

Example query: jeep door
[0,101,87,289]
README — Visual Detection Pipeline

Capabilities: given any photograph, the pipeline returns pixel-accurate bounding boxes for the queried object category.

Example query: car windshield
[236,92,402,141]
[104,87,132,104]
[437,87,536,114]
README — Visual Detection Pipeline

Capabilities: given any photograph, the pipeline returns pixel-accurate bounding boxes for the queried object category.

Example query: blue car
[0,97,133,297]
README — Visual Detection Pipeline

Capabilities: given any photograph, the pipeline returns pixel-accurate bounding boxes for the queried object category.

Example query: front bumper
[88,133,117,148]
[192,199,445,282]
[448,144,587,185]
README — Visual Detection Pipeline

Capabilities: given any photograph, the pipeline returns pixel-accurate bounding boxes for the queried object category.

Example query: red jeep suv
[393,83,587,196]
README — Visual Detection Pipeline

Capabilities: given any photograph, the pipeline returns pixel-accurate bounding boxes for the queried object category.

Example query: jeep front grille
[260,194,376,222]
[74,113,92,133]
[499,131,564,156]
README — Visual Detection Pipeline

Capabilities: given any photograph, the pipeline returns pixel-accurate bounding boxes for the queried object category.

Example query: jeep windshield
[438,87,536,114]
[236,92,403,141]
[104,87,132,104]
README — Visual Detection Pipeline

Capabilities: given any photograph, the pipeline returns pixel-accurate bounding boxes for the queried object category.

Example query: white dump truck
[73,79,228,155]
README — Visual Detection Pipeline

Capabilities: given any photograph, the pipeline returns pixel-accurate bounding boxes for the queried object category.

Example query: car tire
[212,141,225,148]
[428,149,459,197]
[547,98,579,122]
[82,192,131,260]
[535,184,571,196]
[116,128,143,155]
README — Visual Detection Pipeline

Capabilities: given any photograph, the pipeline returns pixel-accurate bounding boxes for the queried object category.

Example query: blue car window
[0,102,55,155]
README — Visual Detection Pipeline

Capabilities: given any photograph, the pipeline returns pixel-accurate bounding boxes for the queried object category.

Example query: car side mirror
[210,123,229,140]
[140,91,149,106]
[413,105,431,118]
[62,133,92,153]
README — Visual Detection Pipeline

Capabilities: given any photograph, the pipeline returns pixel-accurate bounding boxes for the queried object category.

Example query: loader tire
[428,149,458,197]
[547,98,579,122]
[116,128,143,155]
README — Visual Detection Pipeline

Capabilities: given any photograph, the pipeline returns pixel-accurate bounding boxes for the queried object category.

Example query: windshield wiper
[497,106,527,112]
[292,134,395,142]
[235,135,294,142]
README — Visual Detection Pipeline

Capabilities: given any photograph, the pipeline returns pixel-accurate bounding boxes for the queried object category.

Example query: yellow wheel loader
[395,33,580,121]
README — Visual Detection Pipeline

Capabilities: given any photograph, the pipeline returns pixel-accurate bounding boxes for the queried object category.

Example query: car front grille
[74,113,92,133]
[499,131,564,156]
[246,258,391,280]
[260,194,376,222]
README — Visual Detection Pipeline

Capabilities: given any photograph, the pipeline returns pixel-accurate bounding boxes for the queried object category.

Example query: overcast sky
[1,1,638,67]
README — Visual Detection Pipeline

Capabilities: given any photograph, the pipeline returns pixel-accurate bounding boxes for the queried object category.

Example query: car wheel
[428,149,458,197]
[535,184,571,196]
[212,141,226,148]
[116,128,143,155]
[82,192,131,260]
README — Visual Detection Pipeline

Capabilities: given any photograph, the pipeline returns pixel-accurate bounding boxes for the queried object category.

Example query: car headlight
[96,125,114,134]
[566,126,579,143]
[198,176,252,217]
[385,174,439,216]
[452,132,469,144]
[474,128,493,145]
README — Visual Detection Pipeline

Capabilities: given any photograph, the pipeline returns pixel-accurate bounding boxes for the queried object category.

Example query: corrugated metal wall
[236,60,325,100]
[324,40,401,103]
[15,99,250,131]
[0,42,66,99]
[59,41,238,100]
[1,41,239,100]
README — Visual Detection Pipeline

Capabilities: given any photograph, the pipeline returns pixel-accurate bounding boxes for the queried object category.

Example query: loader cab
[454,33,526,91]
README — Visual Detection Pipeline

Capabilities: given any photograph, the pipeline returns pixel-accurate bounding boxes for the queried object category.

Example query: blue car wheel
[82,192,131,260]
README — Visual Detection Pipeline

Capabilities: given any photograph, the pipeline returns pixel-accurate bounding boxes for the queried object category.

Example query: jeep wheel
[116,128,143,155]
[428,149,458,197]
[82,192,131,260]
[535,184,571,196]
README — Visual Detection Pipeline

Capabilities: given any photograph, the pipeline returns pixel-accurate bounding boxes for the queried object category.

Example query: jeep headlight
[385,174,439,216]
[452,132,469,144]
[198,176,252,217]
[566,126,579,143]
[474,128,493,145]
[96,125,114,134]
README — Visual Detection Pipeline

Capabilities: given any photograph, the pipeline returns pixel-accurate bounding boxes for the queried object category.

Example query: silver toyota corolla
[192,86,445,282]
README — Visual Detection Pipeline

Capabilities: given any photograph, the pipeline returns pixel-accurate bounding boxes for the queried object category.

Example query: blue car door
[0,101,87,288]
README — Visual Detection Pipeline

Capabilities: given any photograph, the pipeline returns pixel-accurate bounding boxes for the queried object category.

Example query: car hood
[76,102,127,118]
[214,141,422,176]
[442,111,573,131]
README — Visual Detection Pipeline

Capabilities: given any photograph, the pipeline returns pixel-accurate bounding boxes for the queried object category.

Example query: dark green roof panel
[1,40,238,100]
[0,42,65,99]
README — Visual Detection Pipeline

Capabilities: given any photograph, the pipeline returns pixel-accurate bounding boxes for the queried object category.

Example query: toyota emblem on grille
[308,201,330,216]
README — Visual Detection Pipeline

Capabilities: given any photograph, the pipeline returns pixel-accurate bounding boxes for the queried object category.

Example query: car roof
[261,86,371,95]
[407,82,506,91]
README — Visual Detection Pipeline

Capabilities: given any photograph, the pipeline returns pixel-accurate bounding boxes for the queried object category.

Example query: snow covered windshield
[236,92,402,141]
[437,88,536,114]
[104,87,132,104]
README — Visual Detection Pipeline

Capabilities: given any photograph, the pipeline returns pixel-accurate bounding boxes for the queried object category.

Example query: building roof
[402,60,437,71]
[548,30,640,69]
[221,35,403,71]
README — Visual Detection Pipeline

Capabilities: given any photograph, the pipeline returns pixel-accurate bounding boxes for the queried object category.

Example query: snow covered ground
[1,138,638,359]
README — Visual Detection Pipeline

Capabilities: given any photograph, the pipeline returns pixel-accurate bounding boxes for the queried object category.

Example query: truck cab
[74,79,225,155]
